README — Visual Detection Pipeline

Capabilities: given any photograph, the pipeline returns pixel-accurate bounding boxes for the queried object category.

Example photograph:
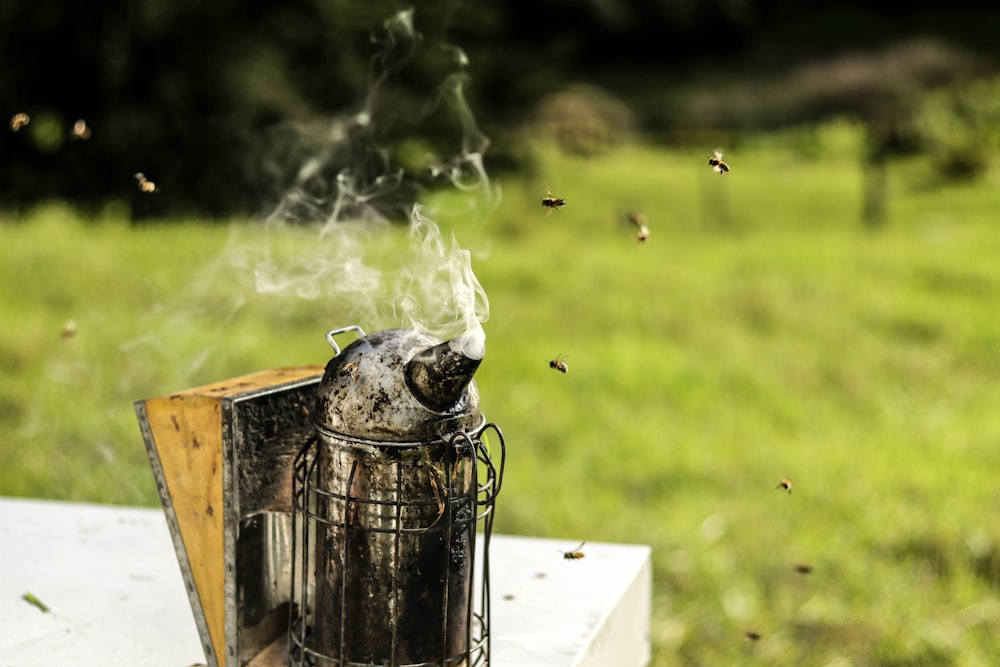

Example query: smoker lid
[314,328,482,442]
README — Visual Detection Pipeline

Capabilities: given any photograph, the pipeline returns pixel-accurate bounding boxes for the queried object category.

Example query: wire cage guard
[289,421,504,667]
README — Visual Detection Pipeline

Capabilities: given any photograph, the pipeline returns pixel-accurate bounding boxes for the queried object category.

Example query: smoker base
[0,497,651,667]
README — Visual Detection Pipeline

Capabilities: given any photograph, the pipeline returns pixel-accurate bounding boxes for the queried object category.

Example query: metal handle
[325,325,367,356]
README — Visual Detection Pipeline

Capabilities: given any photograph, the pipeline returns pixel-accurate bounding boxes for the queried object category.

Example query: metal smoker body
[291,326,503,667]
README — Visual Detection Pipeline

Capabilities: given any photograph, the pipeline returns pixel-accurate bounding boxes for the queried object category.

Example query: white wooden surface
[0,497,650,667]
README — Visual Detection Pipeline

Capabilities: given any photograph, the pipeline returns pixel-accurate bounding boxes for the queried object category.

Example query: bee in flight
[744,630,761,642]
[548,354,568,373]
[134,172,157,193]
[560,541,587,559]
[61,320,78,339]
[776,477,792,494]
[541,187,566,215]
[626,210,650,242]
[10,113,30,132]
[71,119,91,140]
[708,150,730,175]
[794,563,813,575]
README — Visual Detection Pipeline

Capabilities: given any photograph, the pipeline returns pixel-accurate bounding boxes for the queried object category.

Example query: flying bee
[794,563,813,574]
[744,630,761,642]
[708,150,730,175]
[10,113,30,132]
[134,172,156,193]
[541,187,566,215]
[61,320,78,339]
[548,354,568,373]
[626,210,650,242]
[560,541,587,559]
[71,119,91,140]
[776,478,792,494]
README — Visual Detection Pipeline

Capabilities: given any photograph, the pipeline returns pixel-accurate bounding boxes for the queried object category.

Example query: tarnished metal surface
[237,512,292,640]
[314,329,482,442]
[313,435,478,664]
[307,327,485,666]
[224,376,321,667]
[406,337,483,413]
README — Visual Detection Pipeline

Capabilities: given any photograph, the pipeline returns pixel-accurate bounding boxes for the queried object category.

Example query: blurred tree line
[1,0,998,220]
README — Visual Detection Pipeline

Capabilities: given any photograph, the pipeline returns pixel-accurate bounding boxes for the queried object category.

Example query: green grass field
[3,132,1000,665]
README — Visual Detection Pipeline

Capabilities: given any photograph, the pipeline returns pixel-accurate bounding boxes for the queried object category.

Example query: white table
[0,497,650,667]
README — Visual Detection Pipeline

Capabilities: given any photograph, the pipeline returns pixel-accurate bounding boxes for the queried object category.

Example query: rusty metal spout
[405,336,482,412]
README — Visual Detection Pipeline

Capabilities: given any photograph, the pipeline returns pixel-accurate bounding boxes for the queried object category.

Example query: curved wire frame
[289,422,505,667]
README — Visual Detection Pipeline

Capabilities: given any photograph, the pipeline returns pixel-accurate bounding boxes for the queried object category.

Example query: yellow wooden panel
[144,392,227,666]
[141,365,323,667]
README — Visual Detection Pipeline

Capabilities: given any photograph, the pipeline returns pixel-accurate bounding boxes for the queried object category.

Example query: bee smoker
[135,325,502,667]
[290,326,504,667]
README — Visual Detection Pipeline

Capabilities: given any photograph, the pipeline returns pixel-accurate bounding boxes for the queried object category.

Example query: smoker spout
[405,337,482,412]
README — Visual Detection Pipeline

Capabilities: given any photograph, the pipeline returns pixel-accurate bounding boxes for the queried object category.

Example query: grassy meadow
[3,127,1000,665]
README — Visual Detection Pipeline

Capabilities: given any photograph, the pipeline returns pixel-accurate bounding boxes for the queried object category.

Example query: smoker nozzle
[405,338,482,413]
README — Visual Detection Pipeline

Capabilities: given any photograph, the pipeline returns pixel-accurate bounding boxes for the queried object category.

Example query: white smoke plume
[250,6,492,358]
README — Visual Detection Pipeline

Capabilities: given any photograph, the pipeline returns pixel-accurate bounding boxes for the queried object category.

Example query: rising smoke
[251,7,493,359]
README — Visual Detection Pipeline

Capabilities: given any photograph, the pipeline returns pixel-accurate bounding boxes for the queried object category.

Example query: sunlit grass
[3,135,1000,665]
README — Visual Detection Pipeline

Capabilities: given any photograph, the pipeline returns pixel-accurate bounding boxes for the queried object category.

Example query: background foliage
[2,0,1000,218]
